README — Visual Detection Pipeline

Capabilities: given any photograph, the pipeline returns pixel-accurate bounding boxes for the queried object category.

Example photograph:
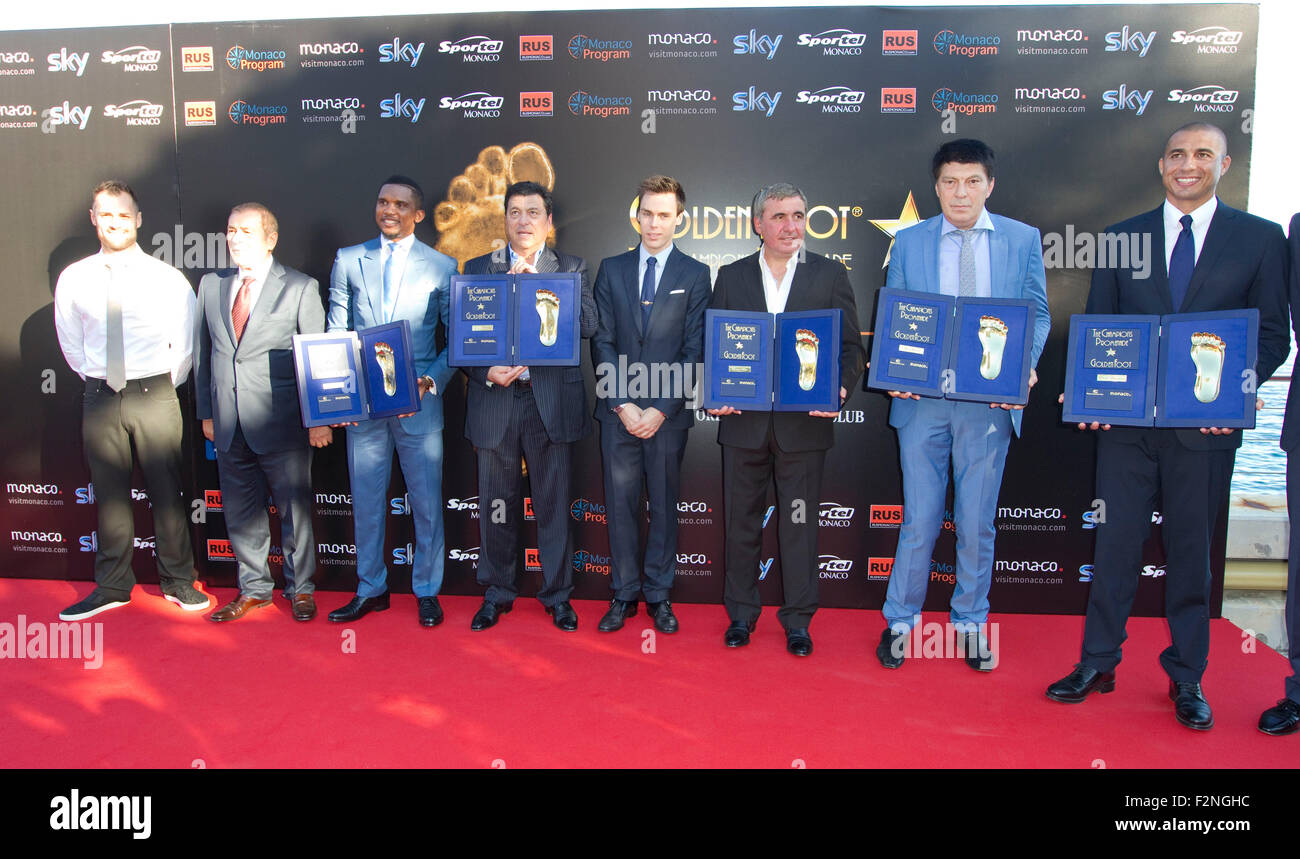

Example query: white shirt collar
[1163,196,1218,231]
[940,208,995,236]
[382,233,416,254]
[639,243,673,268]
[237,255,274,284]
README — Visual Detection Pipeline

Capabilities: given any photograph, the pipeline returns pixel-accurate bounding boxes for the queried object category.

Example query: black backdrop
[0,5,1260,616]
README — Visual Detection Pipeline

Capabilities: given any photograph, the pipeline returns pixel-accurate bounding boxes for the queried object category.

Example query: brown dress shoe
[291,593,317,622]
[209,595,272,623]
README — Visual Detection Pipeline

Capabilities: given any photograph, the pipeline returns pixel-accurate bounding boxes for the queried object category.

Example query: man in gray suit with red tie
[461,181,597,632]
[194,203,332,622]
[591,175,711,634]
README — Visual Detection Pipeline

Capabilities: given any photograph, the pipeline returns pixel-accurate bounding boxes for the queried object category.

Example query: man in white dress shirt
[54,180,207,620]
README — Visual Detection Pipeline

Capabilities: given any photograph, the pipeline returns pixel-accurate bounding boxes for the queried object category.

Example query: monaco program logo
[570,498,607,523]
[932,29,1000,57]
[226,45,287,71]
[569,34,632,61]
[932,87,998,115]
[228,100,288,126]
[568,90,632,117]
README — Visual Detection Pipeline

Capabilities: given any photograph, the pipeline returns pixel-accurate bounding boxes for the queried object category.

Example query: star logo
[477,303,485,310]
[1106,348,1116,356]
[869,191,922,268]
[909,323,918,331]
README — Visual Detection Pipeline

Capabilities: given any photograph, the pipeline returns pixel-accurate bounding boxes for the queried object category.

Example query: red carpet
[0,578,1293,768]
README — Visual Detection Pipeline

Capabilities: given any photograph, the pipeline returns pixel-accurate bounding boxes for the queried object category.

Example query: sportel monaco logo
[439,36,503,62]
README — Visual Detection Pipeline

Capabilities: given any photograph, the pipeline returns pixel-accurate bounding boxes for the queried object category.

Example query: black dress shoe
[785,627,813,657]
[597,598,638,632]
[960,631,996,672]
[876,627,906,669]
[328,592,390,623]
[546,601,578,631]
[1045,664,1116,703]
[723,619,755,648]
[647,600,679,634]
[1258,698,1300,736]
[470,599,512,631]
[417,596,444,628]
[1169,681,1214,730]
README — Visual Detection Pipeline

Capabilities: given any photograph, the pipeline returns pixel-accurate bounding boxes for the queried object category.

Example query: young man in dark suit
[591,175,711,634]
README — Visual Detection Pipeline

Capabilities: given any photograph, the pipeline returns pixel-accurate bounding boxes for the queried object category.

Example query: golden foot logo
[535,288,560,346]
[434,142,556,263]
[374,341,397,396]
[977,315,1008,380]
[1190,331,1225,403]
[794,328,819,390]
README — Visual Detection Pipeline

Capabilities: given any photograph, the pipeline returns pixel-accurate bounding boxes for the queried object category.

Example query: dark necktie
[640,256,657,328]
[1168,214,1194,311]
[231,274,254,342]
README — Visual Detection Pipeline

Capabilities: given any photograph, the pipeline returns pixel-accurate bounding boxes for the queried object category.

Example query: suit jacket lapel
[361,239,384,323]
[644,247,682,336]
[785,253,814,311]
[246,260,286,333]
[1140,207,1173,313]
[396,243,429,319]
[987,221,1010,298]
[1182,200,1232,311]
[219,272,237,344]
[534,246,560,274]
[921,219,941,294]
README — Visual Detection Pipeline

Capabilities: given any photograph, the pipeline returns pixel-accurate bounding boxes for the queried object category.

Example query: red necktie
[231,275,254,342]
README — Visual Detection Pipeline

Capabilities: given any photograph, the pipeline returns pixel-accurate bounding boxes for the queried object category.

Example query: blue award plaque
[1155,309,1259,429]
[292,332,368,428]
[774,309,841,412]
[702,309,772,410]
[946,297,1035,405]
[514,272,581,366]
[358,320,419,420]
[866,288,954,399]
[1062,315,1160,427]
[449,274,510,367]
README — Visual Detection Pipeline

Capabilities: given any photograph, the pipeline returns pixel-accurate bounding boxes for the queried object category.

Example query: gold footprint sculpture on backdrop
[434,142,557,264]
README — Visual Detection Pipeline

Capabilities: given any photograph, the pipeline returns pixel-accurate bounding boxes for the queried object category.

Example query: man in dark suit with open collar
[461,181,597,632]
[707,182,866,656]
[194,202,332,622]
[1260,211,1300,736]
[1047,123,1289,731]
[591,175,711,634]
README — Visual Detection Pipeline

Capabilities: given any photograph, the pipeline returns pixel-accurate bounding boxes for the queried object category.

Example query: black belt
[513,375,533,394]
[85,373,171,394]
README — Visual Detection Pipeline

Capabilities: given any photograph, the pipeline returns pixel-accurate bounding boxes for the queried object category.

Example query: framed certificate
[358,320,419,420]
[448,272,582,367]
[702,310,773,410]
[945,297,1036,405]
[1155,308,1259,429]
[1062,315,1160,427]
[449,274,510,367]
[292,332,368,427]
[865,288,954,399]
[773,309,841,412]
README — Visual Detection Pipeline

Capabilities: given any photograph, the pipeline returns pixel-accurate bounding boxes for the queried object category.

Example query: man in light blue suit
[325,176,458,627]
[876,140,1050,671]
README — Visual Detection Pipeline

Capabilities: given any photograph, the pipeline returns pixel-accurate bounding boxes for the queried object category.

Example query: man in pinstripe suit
[461,182,597,631]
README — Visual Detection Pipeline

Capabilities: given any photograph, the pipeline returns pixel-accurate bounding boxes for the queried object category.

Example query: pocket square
[669,289,685,294]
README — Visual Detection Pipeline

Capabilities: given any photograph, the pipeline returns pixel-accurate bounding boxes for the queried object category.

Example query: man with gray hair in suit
[195,202,332,622]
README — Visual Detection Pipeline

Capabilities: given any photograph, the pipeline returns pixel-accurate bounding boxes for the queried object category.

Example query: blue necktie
[1168,214,1194,311]
[382,242,397,322]
[640,256,657,328]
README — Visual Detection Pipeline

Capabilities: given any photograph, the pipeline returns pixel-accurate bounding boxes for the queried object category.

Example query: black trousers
[475,385,575,607]
[1284,449,1300,704]
[722,424,826,630]
[82,375,195,599]
[1081,429,1234,683]
[600,419,688,603]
